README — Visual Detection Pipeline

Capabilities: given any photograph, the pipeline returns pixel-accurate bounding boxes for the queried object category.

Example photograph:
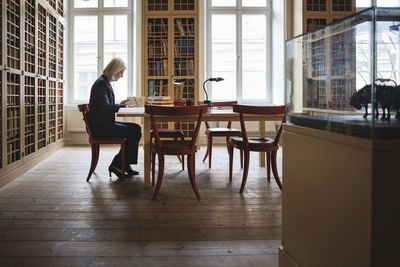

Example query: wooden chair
[228,104,285,193]
[77,104,126,181]
[200,101,242,168]
[145,104,208,200]
[150,101,186,185]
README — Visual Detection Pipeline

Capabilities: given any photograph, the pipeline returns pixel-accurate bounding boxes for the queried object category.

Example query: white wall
[271,0,286,105]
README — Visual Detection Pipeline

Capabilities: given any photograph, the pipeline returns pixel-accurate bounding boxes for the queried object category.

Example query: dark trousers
[93,122,142,167]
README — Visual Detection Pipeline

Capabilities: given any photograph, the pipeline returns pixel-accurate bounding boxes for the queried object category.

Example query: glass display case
[285,7,400,140]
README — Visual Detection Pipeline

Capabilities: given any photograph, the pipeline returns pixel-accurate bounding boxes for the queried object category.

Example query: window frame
[206,0,272,104]
[68,0,135,104]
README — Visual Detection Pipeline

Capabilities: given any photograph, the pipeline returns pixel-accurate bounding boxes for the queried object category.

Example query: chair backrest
[232,104,286,146]
[77,104,94,141]
[198,101,238,128]
[145,104,208,150]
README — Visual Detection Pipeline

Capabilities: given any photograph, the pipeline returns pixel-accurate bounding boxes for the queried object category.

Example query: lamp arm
[203,79,210,101]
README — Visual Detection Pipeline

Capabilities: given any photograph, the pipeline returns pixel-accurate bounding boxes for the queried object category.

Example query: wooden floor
[0,145,282,267]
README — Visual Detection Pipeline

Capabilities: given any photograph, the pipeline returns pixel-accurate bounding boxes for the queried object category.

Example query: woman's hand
[120,99,129,105]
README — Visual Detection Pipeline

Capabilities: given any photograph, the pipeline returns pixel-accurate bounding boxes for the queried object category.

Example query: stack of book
[151,96,174,106]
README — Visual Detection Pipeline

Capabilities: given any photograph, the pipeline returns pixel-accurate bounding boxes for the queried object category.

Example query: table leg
[259,120,265,167]
[143,117,151,188]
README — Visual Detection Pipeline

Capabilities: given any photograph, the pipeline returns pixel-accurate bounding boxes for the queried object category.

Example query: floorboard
[0,146,282,267]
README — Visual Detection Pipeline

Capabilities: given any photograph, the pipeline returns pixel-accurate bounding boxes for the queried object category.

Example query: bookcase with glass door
[142,0,198,137]
[0,0,64,176]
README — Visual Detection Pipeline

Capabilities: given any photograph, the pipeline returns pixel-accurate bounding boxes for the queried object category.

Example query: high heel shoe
[108,165,124,179]
[126,166,139,176]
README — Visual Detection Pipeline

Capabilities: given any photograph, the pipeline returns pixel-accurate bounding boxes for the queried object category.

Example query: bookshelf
[37,78,46,150]
[303,0,355,32]
[24,75,35,157]
[0,0,65,176]
[143,0,198,137]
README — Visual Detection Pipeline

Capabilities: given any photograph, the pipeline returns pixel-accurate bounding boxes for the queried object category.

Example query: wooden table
[117,107,283,188]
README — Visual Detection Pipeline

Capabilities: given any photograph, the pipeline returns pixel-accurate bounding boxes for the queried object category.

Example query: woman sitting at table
[87,57,142,178]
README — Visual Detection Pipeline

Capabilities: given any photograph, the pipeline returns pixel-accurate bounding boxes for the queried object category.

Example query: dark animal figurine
[393,87,400,119]
[351,84,400,120]
[350,84,378,118]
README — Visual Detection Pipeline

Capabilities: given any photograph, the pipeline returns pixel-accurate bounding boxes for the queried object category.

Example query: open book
[126,96,144,107]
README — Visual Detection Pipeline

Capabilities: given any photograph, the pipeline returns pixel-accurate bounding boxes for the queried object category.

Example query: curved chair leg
[228,144,234,182]
[151,148,156,187]
[271,151,282,190]
[240,149,243,168]
[94,144,100,171]
[180,137,185,170]
[152,153,165,200]
[87,143,99,182]
[176,137,184,169]
[266,151,271,182]
[187,154,201,200]
[150,146,153,179]
[202,135,210,163]
[208,136,213,168]
[240,150,250,193]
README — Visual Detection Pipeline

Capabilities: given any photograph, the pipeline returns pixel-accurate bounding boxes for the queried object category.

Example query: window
[69,0,134,103]
[356,0,400,8]
[376,0,400,7]
[206,0,271,103]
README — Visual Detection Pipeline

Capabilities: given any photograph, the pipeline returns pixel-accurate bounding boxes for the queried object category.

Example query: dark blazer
[88,74,125,129]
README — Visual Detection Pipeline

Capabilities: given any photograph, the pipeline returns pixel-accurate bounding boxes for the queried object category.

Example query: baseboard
[0,142,64,188]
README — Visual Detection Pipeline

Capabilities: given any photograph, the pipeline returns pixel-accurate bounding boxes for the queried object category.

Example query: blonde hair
[103,58,126,81]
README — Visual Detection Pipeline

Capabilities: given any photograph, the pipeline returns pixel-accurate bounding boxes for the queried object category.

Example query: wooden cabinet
[0,0,64,176]
[142,0,198,137]
[280,124,400,267]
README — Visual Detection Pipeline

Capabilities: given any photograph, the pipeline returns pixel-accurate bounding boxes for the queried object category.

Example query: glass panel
[211,0,236,7]
[74,0,98,8]
[242,0,266,7]
[104,15,128,100]
[104,0,128,7]
[285,8,400,140]
[174,0,195,10]
[174,18,195,79]
[332,0,353,12]
[306,0,327,12]
[148,0,168,11]
[376,0,400,7]
[211,14,236,100]
[242,15,266,100]
[74,16,98,101]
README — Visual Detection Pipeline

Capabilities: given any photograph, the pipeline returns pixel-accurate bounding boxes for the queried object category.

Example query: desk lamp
[173,78,194,106]
[203,77,224,107]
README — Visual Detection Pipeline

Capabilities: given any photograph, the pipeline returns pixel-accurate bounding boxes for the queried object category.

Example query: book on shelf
[156,62,161,76]
[174,40,194,57]
[148,80,154,98]
[161,19,167,33]
[162,39,167,56]
[163,59,168,76]
[188,59,194,76]
[176,19,186,37]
